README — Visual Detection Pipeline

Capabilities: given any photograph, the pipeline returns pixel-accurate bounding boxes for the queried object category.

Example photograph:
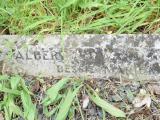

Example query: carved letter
[15,50,24,60]
[42,49,49,60]
[26,49,32,60]
[34,51,41,60]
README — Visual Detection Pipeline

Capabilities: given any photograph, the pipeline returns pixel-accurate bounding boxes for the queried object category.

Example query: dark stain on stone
[105,45,113,52]
[128,49,139,61]
[54,52,64,62]
[147,50,154,58]
[95,48,104,66]
[134,40,140,47]
[146,39,154,48]
[0,61,3,74]
[151,63,160,73]
[147,49,159,60]
[114,50,121,59]
[76,48,105,70]
[82,35,103,47]
[77,48,96,70]
[153,55,157,60]
[111,49,127,64]
[136,58,145,67]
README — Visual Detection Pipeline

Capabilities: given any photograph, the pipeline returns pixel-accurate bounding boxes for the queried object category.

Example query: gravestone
[0,35,160,80]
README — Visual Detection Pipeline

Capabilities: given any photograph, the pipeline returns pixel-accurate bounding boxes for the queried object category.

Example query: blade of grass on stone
[42,78,70,106]
[56,85,82,120]
[87,86,126,118]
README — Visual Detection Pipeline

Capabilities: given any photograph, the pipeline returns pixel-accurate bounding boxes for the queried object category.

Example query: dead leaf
[132,89,151,108]
[112,94,122,102]
[82,94,89,109]
[31,80,40,93]
[148,84,160,95]
[0,112,4,120]
[107,31,112,34]
[150,0,157,4]
[0,28,9,35]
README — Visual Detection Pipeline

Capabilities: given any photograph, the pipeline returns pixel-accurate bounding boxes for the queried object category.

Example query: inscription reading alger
[14,47,63,61]
[13,47,73,74]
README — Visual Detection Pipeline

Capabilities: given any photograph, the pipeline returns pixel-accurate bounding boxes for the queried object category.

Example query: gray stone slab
[0,35,160,80]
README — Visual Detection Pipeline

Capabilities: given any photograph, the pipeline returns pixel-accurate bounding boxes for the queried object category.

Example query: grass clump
[0,75,126,120]
[0,74,36,120]
[0,0,160,34]
[42,77,126,120]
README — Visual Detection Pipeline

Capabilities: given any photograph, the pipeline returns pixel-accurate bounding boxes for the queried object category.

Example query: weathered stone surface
[0,35,160,79]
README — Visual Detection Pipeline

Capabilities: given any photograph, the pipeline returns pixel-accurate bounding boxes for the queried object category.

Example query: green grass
[0,75,126,120]
[0,0,160,34]
[0,75,36,120]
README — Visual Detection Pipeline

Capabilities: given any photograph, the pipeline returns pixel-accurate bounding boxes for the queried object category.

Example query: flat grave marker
[0,35,160,80]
